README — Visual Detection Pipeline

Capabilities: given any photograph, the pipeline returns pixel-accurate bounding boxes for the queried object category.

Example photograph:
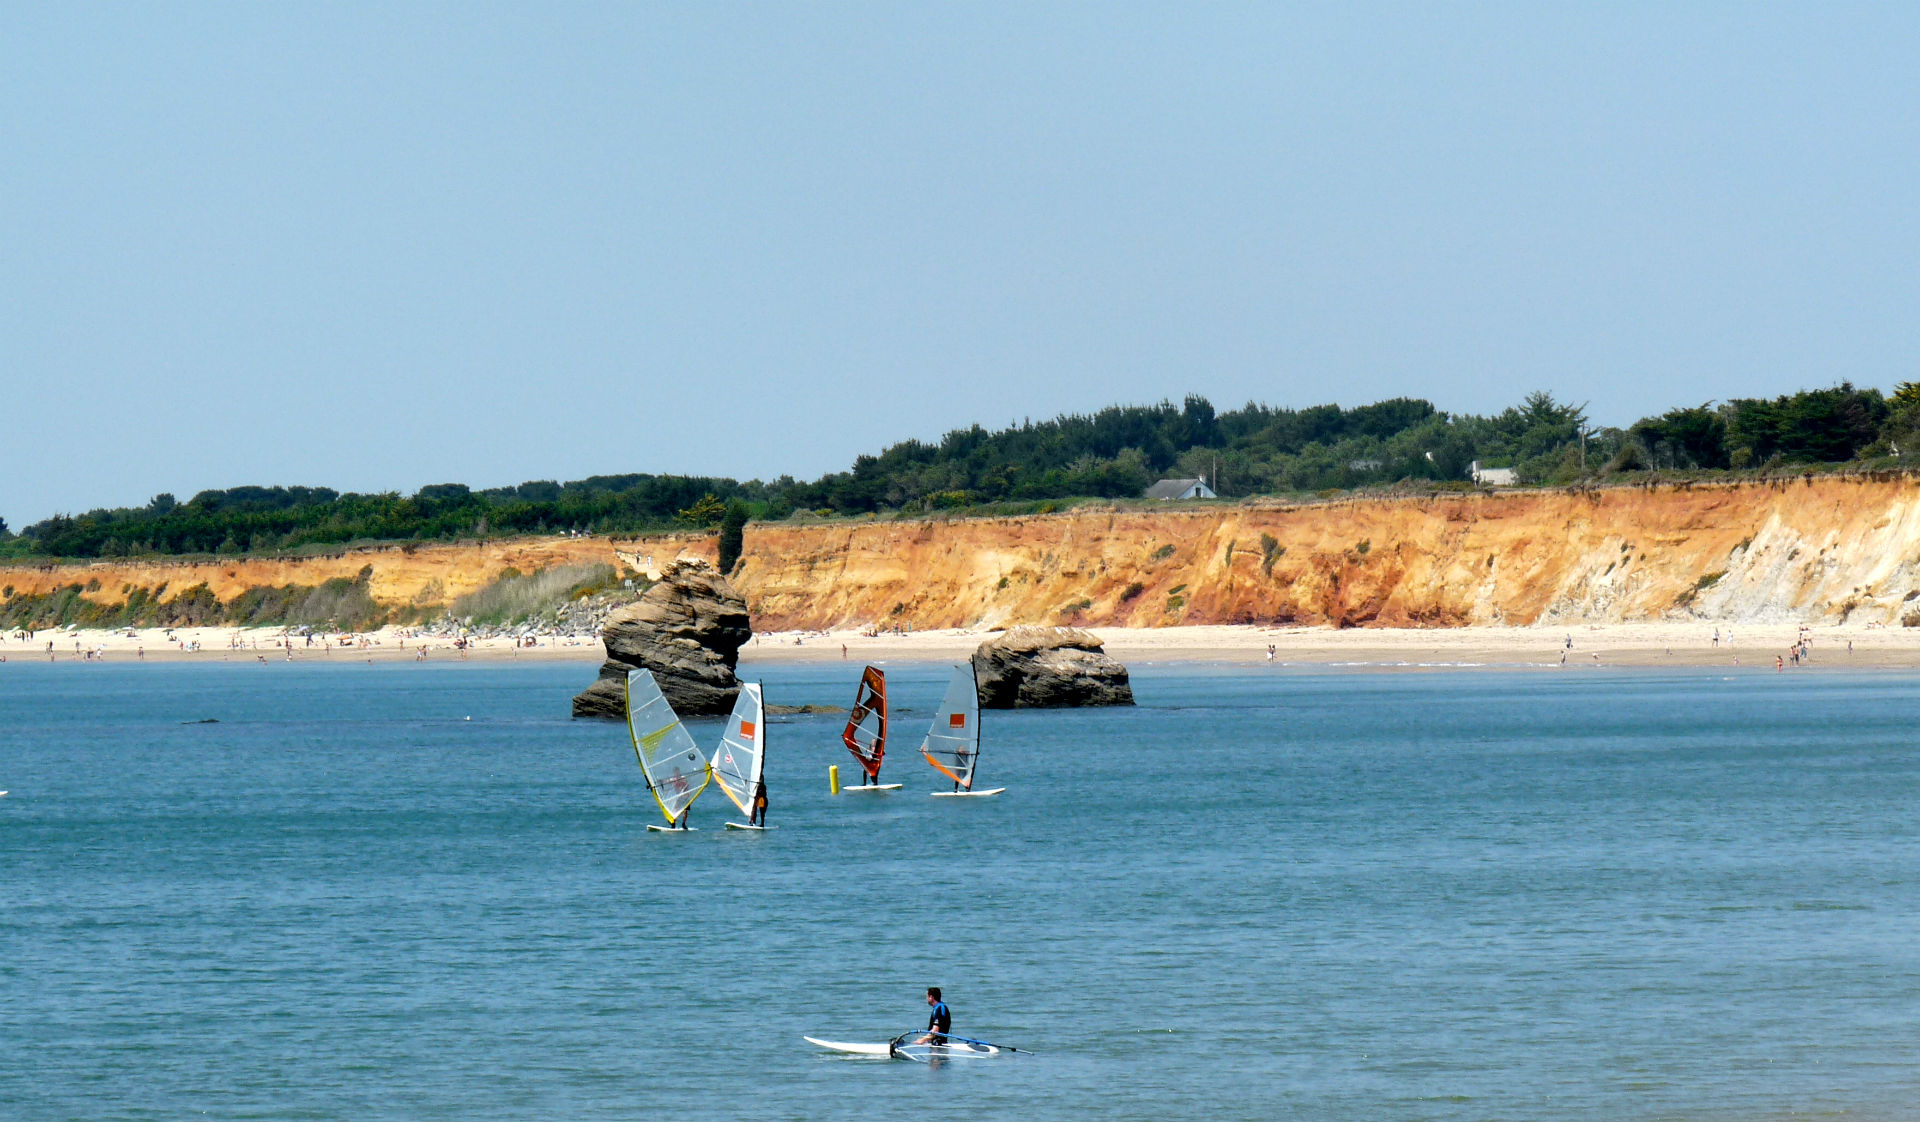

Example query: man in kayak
[918,987,951,1044]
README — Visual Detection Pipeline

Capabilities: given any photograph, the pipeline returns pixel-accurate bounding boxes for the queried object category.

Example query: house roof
[1145,478,1210,499]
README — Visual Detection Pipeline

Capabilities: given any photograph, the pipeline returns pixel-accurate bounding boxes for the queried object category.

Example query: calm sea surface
[4,659,1920,1119]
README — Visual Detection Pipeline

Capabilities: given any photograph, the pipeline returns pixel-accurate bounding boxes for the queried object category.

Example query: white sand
[0,620,1905,670]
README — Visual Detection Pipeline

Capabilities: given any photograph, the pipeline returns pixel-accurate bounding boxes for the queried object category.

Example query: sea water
[3,659,1919,1120]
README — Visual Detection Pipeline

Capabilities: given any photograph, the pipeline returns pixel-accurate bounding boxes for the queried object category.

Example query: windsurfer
[749,778,768,827]
[918,987,951,1045]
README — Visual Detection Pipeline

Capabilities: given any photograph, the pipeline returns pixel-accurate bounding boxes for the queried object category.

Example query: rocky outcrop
[572,558,751,718]
[971,626,1135,708]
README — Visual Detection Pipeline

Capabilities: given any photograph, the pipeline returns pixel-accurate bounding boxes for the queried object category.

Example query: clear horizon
[6,3,1918,524]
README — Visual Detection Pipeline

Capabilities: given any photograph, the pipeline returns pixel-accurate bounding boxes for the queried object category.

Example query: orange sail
[842,666,887,780]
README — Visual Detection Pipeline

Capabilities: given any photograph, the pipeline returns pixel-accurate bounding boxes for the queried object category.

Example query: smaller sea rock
[971,626,1135,708]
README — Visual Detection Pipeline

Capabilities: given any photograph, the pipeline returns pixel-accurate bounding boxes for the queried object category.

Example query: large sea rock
[571,558,752,719]
[971,626,1135,708]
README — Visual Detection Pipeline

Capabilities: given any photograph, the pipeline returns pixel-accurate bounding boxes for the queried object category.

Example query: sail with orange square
[713,682,773,829]
[922,663,1004,798]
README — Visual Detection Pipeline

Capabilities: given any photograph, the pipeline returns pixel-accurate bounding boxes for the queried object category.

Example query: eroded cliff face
[8,475,1920,630]
[0,535,702,616]
[734,475,1920,630]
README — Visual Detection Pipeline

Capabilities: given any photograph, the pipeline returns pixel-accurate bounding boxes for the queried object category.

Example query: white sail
[711,682,766,816]
[624,669,710,824]
[920,664,980,789]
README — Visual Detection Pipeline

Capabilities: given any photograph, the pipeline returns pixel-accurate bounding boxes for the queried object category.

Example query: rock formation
[571,557,752,718]
[971,626,1135,708]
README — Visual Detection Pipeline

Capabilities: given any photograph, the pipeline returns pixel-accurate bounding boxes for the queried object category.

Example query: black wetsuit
[927,1001,951,1039]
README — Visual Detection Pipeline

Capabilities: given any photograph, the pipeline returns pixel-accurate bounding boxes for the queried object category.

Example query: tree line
[4,382,1915,560]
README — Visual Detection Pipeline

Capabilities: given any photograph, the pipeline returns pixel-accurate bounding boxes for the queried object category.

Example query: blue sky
[4,3,1917,524]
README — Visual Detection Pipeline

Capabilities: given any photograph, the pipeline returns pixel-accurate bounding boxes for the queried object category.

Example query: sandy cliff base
[3,621,1913,670]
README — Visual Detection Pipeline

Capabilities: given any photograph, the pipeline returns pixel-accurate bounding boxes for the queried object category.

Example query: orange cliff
[9,475,1920,631]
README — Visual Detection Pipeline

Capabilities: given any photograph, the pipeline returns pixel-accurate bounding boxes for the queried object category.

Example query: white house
[1144,478,1218,501]
[1468,460,1518,487]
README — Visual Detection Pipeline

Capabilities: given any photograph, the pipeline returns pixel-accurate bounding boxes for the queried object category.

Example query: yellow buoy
[829,764,841,795]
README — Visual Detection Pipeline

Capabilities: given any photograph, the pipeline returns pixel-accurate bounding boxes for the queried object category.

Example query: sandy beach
[2,620,1912,670]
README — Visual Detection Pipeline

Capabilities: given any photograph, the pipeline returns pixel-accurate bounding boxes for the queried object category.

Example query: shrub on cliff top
[452,563,618,627]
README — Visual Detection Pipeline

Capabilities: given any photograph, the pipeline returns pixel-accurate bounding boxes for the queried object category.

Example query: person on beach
[917,987,951,1045]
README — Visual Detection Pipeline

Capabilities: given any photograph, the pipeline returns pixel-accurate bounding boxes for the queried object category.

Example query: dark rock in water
[971,626,1134,708]
[766,703,848,716]
[571,558,752,718]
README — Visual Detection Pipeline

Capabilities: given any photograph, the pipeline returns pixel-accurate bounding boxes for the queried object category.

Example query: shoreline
[2,621,1912,670]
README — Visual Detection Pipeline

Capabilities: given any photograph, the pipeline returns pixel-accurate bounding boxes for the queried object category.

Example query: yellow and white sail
[711,682,766,815]
[623,669,711,824]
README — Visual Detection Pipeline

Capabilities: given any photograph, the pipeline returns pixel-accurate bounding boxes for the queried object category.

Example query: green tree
[717,500,749,575]
[1725,383,1886,465]
[1629,405,1728,469]
[675,493,728,528]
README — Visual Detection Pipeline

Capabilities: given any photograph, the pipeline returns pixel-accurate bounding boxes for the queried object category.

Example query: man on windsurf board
[749,777,769,827]
[916,986,951,1045]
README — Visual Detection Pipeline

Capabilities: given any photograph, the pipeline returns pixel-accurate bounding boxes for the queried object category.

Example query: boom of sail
[711,682,766,816]
[920,664,981,790]
[624,668,711,824]
[842,667,888,780]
